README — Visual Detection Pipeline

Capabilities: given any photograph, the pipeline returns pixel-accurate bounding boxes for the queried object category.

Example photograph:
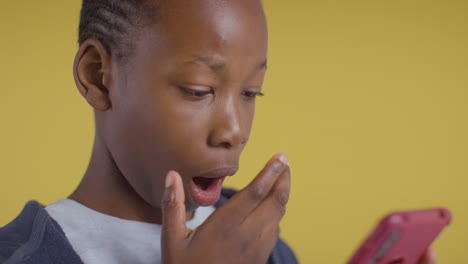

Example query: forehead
[153,0,267,62]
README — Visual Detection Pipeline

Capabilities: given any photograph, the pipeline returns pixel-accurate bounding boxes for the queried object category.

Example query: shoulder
[0,201,82,264]
[0,201,43,262]
[216,188,299,264]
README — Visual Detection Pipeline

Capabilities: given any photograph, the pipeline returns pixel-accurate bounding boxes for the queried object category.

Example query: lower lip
[190,177,225,206]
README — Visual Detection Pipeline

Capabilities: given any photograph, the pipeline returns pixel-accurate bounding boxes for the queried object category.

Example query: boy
[1,0,295,263]
[0,0,436,263]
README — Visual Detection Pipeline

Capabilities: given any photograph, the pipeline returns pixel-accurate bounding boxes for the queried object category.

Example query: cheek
[117,98,204,164]
[109,90,212,176]
[154,104,212,161]
[123,101,214,206]
[104,102,170,205]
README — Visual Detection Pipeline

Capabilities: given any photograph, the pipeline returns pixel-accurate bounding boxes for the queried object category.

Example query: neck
[69,136,194,224]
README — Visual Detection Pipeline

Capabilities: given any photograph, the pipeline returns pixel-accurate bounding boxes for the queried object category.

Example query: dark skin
[71,0,268,221]
[68,0,436,263]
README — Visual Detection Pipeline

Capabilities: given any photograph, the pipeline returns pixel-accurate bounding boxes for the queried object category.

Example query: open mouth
[189,176,226,206]
[192,176,216,190]
[188,166,238,206]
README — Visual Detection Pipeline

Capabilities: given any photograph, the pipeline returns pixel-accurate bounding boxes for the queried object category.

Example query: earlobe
[73,38,112,111]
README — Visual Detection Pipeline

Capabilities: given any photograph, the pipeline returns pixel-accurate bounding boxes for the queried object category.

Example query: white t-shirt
[46,199,215,264]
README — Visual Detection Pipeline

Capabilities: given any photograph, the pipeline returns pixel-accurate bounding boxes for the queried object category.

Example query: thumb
[161,170,189,244]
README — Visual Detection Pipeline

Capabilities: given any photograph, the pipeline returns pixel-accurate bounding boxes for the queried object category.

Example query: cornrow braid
[79,0,158,59]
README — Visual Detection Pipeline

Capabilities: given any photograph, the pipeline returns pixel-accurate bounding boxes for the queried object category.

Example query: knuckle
[269,160,284,174]
[276,191,289,206]
[277,205,287,217]
[274,192,289,216]
[161,195,175,210]
[250,183,269,201]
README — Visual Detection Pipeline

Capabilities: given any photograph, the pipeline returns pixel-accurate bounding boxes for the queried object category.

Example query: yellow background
[1,1,467,263]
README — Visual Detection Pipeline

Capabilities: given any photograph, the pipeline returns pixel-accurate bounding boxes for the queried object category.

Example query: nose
[208,97,248,149]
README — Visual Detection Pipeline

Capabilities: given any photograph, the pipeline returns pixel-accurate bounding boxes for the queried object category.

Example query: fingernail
[165,172,174,188]
[278,153,289,166]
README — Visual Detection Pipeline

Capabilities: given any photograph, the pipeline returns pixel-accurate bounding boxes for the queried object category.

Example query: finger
[418,249,436,264]
[161,170,190,245]
[210,153,289,226]
[238,166,289,264]
[243,165,291,235]
[240,167,290,263]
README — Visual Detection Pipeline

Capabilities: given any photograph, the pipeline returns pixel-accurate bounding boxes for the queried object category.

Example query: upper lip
[192,166,239,179]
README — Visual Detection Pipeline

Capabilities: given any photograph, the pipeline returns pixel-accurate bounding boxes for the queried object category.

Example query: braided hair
[78,0,158,59]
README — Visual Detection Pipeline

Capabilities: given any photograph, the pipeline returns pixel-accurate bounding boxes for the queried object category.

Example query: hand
[418,249,436,264]
[161,153,291,264]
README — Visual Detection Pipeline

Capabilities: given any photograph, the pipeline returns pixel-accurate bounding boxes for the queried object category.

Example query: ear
[73,38,113,111]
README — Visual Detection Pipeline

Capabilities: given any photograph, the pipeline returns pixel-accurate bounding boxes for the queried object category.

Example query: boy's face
[101,0,267,211]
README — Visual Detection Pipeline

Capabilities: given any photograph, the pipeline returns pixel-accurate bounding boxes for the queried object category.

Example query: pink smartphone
[348,208,451,264]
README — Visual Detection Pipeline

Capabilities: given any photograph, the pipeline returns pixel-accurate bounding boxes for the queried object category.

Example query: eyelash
[180,86,212,98]
[179,86,264,100]
[241,90,264,100]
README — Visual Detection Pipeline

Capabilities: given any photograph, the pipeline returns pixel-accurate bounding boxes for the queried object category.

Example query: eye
[179,86,212,99]
[241,90,264,101]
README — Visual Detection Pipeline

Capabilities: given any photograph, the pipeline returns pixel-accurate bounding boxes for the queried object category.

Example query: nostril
[219,142,232,149]
[207,121,245,148]
[207,130,239,148]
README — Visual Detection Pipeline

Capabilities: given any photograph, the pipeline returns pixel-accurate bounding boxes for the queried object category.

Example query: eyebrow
[187,55,267,72]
